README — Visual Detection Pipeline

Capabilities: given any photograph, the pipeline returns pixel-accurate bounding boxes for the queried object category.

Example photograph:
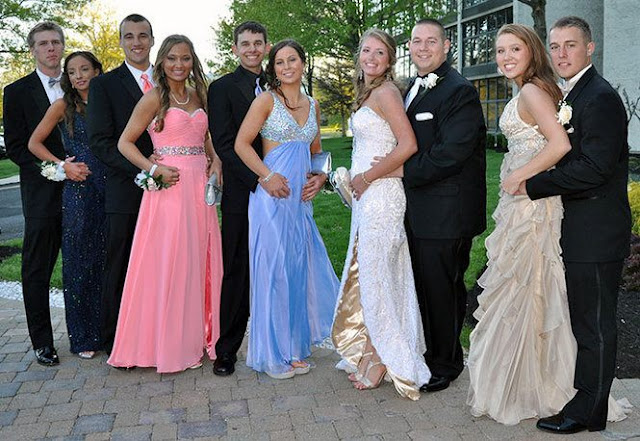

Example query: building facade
[396,0,640,151]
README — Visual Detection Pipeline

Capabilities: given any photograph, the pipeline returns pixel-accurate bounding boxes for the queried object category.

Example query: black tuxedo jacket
[527,67,631,262]
[403,61,487,239]
[87,63,153,214]
[3,71,64,218]
[208,66,262,214]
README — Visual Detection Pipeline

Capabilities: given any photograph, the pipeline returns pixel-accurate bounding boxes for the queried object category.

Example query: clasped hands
[260,172,327,201]
[62,156,91,182]
[501,172,528,196]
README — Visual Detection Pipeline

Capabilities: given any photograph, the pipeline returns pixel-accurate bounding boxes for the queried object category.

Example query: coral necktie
[141,73,153,93]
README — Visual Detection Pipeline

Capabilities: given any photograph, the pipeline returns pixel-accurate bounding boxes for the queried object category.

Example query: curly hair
[353,28,397,111]
[152,35,208,132]
[60,51,103,138]
[497,24,562,104]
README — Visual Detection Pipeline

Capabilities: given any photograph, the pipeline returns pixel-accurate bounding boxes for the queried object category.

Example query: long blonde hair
[353,28,397,111]
[152,35,208,132]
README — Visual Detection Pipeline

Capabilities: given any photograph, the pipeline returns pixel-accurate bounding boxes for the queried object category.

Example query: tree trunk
[520,0,547,44]
[341,108,347,137]
[307,57,314,96]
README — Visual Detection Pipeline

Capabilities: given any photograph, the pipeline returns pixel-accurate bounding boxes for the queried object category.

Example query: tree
[315,59,355,136]
[518,0,547,43]
[66,1,123,72]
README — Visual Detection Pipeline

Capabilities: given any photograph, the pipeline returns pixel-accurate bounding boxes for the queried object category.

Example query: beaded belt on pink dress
[155,146,205,156]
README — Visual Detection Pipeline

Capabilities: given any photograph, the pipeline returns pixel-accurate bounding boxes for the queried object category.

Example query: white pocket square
[415,112,434,121]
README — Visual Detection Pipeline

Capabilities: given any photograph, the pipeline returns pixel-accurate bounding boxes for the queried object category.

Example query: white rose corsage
[557,100,574,134]
[40,161,66,181]
[424,72,439,89]
[134,164,170,191]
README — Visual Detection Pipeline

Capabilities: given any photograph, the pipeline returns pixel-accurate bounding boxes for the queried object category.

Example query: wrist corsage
[134,164,170,191]
[40,161,66,181]
[557,100,574,134]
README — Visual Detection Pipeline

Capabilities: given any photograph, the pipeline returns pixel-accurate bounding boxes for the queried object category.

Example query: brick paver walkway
[1,297,639,440]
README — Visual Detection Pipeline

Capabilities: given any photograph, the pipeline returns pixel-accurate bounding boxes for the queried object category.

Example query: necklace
[170,91,190,105]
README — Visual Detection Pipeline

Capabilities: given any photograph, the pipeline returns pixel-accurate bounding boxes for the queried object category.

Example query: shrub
[622,234,640,291]
[486,133,495,150]
[629,181,640,235]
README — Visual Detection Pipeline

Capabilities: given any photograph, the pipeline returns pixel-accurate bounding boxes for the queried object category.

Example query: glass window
[473,76,513,133]
[461,7,513,68]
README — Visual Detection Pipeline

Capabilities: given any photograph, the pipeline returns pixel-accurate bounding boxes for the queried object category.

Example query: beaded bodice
[148,107,207,155]
[260,92,317,144]
[499,95,547,171]
[350,106,397,174]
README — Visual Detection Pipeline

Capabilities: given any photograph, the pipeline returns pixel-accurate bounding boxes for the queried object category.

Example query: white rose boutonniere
[557,100,574,134]
[424,73,439,89]
[40,161,66,181]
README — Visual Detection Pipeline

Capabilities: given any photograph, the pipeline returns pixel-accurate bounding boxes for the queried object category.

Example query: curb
[0,174,19,186]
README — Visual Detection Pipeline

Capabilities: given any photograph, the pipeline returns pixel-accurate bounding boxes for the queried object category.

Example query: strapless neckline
[166,107,206,118]
[355,106,390,127]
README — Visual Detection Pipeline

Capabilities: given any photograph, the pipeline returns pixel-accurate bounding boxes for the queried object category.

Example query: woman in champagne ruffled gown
[107,35,223,373]
[467,24,627,425]
[331,29,432,400]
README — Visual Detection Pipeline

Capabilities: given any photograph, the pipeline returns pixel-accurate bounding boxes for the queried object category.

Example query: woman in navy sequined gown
[28,52,106,359]
[235,40,339,379]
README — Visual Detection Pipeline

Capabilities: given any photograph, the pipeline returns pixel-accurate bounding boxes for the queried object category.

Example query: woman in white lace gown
[467,24,627,425]
[331,29,431,400]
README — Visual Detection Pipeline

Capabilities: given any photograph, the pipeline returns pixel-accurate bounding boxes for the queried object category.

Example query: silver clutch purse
[329,167,352,209]
[205,172,222,206]
[310,151,332,175]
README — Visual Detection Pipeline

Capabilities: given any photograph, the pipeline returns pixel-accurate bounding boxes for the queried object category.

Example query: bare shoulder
[520,82,553,105]
[375,81,403,100]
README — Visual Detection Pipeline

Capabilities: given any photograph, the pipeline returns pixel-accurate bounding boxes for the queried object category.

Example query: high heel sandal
[353,360,387,390]
[348,351,373,382]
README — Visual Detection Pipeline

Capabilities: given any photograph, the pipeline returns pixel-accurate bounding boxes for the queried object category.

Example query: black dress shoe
[537,413,588,434]
[420,375,451,392]
[112,365,136,371]
[213,353,236,376]
[34,346,59,366]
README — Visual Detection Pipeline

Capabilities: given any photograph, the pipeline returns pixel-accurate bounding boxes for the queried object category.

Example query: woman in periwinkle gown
[107,35,223,373]
[331,29,431,400]
[234,39,339,379]
[467,24,627,425]
[28,51,106,359]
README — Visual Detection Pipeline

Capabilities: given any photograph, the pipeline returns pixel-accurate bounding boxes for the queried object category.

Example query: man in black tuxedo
[403,19,486,393]
[208,21,269,376]
[3,22,67,366]
[87,14,155,356]
[528,17,631,435]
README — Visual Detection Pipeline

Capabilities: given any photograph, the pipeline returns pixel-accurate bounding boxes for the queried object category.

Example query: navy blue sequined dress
[59,113,107,353]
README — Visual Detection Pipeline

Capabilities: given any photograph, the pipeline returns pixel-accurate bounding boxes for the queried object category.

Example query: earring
[274,78,281,87]
[385,71,392,80]
[358,69,364,81]
[497,67,503,76]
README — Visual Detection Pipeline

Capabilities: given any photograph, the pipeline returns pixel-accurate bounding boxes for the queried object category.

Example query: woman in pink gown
[107,35,223,373]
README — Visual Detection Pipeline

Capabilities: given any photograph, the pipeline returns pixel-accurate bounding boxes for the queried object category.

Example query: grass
[0,137,504,348]
[0,159,19,179]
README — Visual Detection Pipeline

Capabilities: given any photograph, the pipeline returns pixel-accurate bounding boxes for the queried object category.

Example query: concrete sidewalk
[0,175,19,186]
[0,295,639,440]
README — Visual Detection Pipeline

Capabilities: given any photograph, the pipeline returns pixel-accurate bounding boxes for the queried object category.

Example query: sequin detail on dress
[60,112,107,354]
[260,92,317,144]
[332,106,431,400]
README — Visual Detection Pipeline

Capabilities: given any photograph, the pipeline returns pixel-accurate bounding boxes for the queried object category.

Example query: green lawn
[0,159,19,179]
[0,138,503,348]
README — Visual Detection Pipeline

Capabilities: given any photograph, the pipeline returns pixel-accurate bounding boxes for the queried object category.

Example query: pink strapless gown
[108,108,222,373]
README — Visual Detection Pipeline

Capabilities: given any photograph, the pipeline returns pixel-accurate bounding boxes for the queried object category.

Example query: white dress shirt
[36,68,63,103]
[125,60,155,92]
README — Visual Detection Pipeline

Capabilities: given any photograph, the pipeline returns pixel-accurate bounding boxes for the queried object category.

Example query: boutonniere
[40,161,66,181]
[557,100,574,134]
[134,165,171,191]
[422,72,442,90]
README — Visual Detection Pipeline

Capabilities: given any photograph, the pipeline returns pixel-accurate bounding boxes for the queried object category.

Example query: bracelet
[261,171,275,183]
[57,161,66,177]
[361,171,372,185]
[149,164,158,176]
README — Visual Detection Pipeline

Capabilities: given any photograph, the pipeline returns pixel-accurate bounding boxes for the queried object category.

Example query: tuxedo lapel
[406,61,452,115]
[117,63,144,103]
[233,68,256,104]
[565,66,597,105]
[27,72,51,117]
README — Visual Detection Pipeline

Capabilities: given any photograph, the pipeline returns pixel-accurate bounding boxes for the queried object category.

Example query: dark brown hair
[61,51,103,137]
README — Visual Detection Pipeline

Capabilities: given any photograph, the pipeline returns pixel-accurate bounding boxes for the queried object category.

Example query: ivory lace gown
[467,95,628,425]
[332,106,431,400]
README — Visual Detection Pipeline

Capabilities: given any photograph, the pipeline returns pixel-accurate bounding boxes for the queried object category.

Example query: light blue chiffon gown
[246,92,339,375]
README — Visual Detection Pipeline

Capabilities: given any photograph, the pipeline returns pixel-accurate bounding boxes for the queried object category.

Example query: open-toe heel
[354,360,386,390]
[349,350,374,382]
